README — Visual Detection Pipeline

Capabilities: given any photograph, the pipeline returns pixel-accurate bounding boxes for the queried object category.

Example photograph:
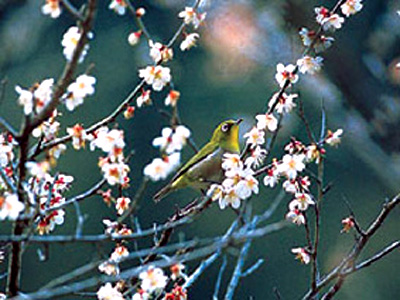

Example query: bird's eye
[221,123,230,132]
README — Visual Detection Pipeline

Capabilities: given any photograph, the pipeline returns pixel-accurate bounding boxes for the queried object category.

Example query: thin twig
[48,178,106,214]
[0,77,8,106]
[61,0,85,21]
[73,201,85,237]
[126,0,151,41]
[213,255,227,300]
[117,178,149,223]
[0,168,17,193]
[0,117,18,138]
[225,220,256,300]
[343,240,400,276]
[183,251,221,289]
[297,99,316,144]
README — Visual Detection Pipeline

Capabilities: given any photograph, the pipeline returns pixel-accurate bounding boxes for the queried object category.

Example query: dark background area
[0,0,400,299]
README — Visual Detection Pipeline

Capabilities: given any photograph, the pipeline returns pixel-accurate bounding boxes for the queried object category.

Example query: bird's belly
[187,148,230,189]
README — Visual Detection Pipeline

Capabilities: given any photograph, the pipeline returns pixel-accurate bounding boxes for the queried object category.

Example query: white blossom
[97,283,124,300]
[341,0,363,17]
[297,56,323,75]
[98,261,119,276]
[219,188,241,210]
[152,126,191,154]
[128,31,142,46]
[0,193,24,221]
[139,266,168,293]
[115,197,131,215]
[180,33,200,51]
[64,74,96,111]
[325,129,343,146]
[292,247,310,264]
[90,127,125,155]
[101,161,130,186]
[61,26,90,63]
[110,245,129,263]
[255,113,278,132]
[143,153,180,181]
[148,40,173,63]
[275,63,298,88]
[34,79,54,113]
[139,66,171,92]
[109,0,127,15]
[286,209,305,225]
[235,172,259,199]
[278,154,306,180]
[221,153,242,171]
[268,92,298,115]
[165,90,180,107]
[178,7,206,29]
[243,127,265,148]
[244,146,266,168]
[15,86,33,115]
[42,0,61,18]
[67,124,88,150]
[263,166,279,188]
[289,193,315,211]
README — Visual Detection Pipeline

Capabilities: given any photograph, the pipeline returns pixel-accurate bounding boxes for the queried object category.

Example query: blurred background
[1,0,400,299]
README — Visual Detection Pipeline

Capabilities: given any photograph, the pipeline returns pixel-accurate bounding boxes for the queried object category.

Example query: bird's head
[211,118,242,153]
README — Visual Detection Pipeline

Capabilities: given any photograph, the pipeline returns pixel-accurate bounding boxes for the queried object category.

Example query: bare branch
[241,259,264,278]
[302,193,400,299]
[213,255,227,300]
[183,220,238,290]
[47,178,106,214]
[13,221,285,299]
[343,240,400,276]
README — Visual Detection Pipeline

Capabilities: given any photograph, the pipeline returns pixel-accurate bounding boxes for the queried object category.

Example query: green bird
[153,118,243,202]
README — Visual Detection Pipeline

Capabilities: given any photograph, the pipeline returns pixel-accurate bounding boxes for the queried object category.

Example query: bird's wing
[171,141,219,184]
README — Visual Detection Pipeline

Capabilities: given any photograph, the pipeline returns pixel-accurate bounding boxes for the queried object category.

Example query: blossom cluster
[63,74,96,111]
[16,72,96,117]
[0,141,73,234]
[97,263,188,300]
[277,132,342,265]
[178,7,205,51]
[26,169,73,234]
[144,125,191,182]
[295,0,363,78]
[89,126,130,187]
[136,6,206,95]
[15,78,54,116]
[0,135,25,221]
[63,124,132,216]
[208,153,259,210]
[0,116,72,232]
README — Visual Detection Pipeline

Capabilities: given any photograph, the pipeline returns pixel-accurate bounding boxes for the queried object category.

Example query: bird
[153,118,242,202]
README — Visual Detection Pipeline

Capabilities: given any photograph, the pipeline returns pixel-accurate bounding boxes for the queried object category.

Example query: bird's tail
[153,184,173,202]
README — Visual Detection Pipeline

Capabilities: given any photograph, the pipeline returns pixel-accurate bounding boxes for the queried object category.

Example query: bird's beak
[236,118,243,125]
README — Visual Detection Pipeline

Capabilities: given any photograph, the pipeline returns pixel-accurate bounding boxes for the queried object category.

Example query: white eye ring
[221,123,229,132]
